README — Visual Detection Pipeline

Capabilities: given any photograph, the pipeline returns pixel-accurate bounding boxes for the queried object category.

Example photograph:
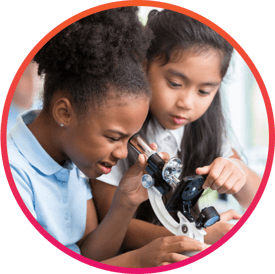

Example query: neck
[27,111,67,165]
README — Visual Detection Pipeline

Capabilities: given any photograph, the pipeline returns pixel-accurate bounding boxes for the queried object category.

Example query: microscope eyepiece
[129,134,156,159]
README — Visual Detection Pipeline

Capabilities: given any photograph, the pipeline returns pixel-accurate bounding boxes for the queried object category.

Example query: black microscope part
[165,175,205,217]
[145,153,172,195]
[195,206,220,229]
[165,175,220,228]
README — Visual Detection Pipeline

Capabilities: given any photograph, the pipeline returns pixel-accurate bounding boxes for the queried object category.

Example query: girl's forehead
[84,94,149,117]
[81,95,149,135]
[169,47,222,64]
[102,93,149,109]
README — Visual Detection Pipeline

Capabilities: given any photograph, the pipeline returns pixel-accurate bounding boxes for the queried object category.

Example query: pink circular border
[1,1,274,273]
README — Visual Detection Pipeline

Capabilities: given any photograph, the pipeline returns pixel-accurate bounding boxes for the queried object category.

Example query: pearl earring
[60,124,64,127]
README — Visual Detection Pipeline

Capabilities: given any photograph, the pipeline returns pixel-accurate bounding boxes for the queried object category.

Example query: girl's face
[62,95,149,179]
[147,49,222,130]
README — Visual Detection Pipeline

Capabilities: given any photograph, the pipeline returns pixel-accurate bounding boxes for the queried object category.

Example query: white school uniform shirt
[99,117,234,187]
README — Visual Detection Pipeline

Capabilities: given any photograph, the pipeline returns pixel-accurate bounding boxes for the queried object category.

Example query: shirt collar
[148,116,184,151]
[10,110,70,176]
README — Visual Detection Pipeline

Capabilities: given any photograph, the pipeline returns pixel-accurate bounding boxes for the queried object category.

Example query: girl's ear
[52,97,75,127]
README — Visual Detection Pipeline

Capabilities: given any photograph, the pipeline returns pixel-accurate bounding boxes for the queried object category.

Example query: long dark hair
[132,9,234,223]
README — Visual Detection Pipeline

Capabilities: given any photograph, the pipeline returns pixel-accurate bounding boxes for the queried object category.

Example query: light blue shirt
[7,110,92,254]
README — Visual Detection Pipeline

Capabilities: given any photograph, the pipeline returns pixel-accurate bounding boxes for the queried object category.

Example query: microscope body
[129,134,220,255]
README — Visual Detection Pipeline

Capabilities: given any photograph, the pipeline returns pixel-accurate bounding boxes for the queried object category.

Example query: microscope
[129,134,220,256]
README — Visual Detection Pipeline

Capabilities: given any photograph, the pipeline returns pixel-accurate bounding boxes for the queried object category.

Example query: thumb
[158,152,170,162]
[196,165,211,175]
[221,210,242,222]
[128,154,147,176]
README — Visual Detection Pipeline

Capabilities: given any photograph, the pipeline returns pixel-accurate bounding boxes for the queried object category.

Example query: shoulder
[7,134,30,171]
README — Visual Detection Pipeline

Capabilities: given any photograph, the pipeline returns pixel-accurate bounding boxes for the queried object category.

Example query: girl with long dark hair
[92,9,261,252]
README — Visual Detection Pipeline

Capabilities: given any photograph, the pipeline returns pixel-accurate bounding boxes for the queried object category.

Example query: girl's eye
[199,90,210,95]
[108,137,120,142]
[169,81,181,87]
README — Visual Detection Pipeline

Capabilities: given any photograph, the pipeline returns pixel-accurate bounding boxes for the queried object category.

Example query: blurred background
[7,6,269,215]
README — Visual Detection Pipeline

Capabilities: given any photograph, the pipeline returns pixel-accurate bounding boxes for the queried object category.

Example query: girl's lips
[172,116,186,125]
[98,162,112,174]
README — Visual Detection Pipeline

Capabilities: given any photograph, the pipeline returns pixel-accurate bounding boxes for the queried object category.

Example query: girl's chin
[162,121,186,130]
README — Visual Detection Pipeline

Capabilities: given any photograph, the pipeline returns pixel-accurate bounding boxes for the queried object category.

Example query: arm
[80,154,148,261]
[230,149,261,208]
[204,209,242,245]
[101,235,206,267]
[196,149,262,209]
[82,155,207,266]
[91,179,173,251]
[79,193,138,261]
[82,198,206,267]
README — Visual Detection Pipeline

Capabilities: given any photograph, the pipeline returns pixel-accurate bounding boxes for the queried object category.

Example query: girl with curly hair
[7,7,205,267]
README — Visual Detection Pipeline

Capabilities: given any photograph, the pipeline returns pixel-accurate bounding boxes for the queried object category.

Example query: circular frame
[1,1,274,273]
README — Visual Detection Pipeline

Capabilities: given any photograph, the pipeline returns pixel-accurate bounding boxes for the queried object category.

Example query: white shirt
[99,117,233,186]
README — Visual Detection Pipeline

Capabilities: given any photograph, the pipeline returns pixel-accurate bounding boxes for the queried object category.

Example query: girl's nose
[112,143,128,160]
[176,90,194,110]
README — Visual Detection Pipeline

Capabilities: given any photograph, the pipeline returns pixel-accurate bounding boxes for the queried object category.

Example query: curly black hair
[33,7,152,114]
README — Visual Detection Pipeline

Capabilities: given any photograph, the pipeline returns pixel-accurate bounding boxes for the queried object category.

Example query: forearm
[233,161,262,208]
[91,179,173,252]
[101,249,142,268]
[80,193,137,261]
[123,219,173,251]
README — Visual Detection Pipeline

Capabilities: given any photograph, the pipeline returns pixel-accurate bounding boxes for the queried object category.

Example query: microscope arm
[147,185,206,243]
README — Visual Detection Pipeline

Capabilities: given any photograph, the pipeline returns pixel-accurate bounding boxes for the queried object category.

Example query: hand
[135,235,207,267]
[204,210,242,245]
[116,144,169,209]
[196,157,248,194]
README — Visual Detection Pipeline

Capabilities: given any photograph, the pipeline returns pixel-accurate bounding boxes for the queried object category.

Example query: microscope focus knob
[141,174,154,189]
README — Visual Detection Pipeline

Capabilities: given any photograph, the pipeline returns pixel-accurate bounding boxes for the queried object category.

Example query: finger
[158,262,171,266]
[211,167,232,191]
[150,143,158,151]
[225,178,245,195]
[162,235,206,245]
[158,152,170,162]
[220,209,242,222]
[166,236,207,253]
[170,240,207,253]
[162,253,189,263]
[196,165,211,176]
[218,173,239,194]
[203,162,225,190]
